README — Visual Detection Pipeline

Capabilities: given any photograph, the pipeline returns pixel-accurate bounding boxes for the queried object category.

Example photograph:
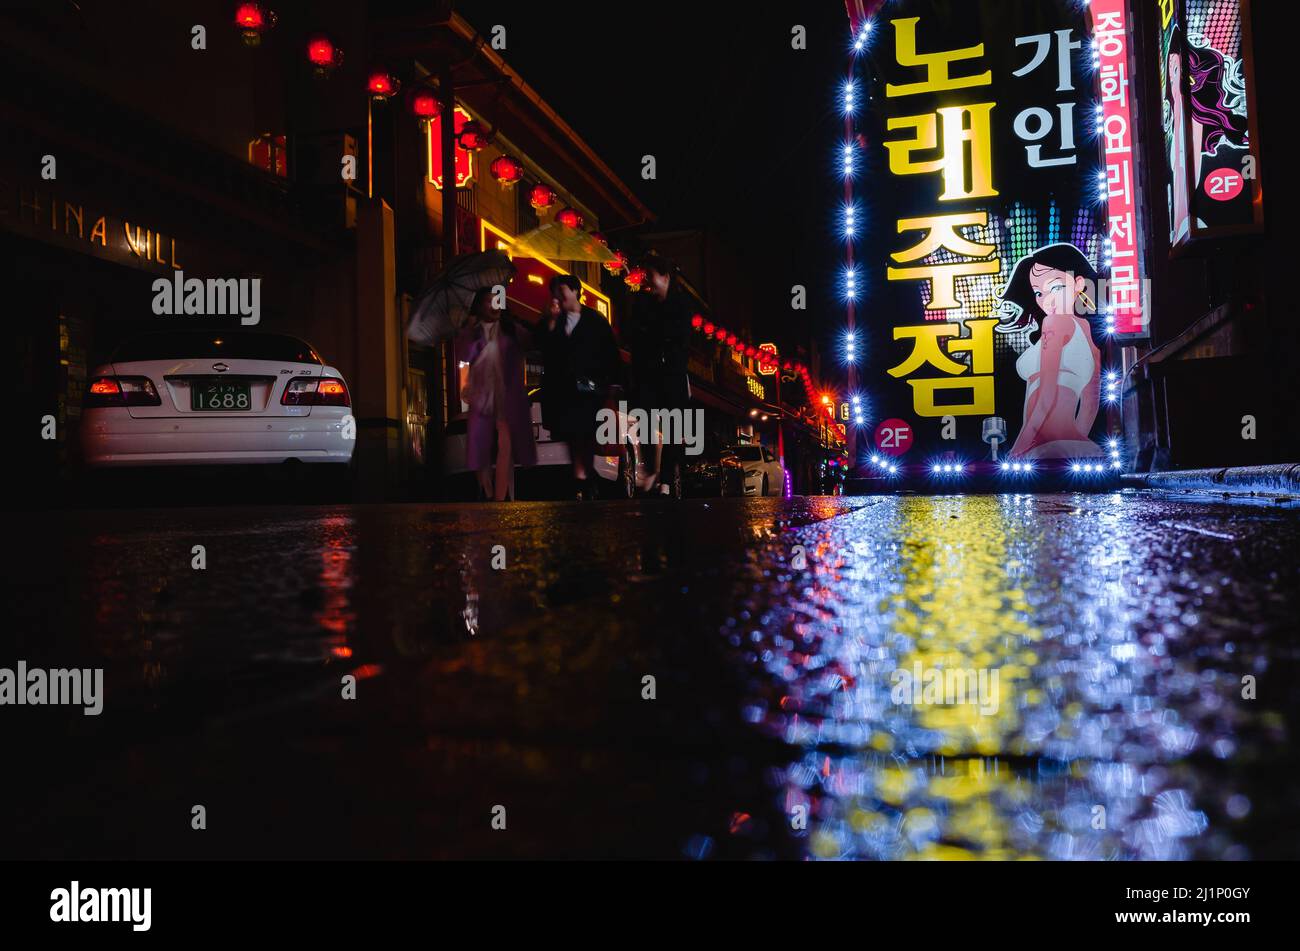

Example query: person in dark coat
[627,253,692,493]
[539,273,622,499]
[462,288,538,500]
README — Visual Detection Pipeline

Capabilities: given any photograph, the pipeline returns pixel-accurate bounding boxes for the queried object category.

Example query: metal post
[775,369,785,467]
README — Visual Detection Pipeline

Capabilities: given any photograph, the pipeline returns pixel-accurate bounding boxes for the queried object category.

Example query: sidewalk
[1121,463,1300,501]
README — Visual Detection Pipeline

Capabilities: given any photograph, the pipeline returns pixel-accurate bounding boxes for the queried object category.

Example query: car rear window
[112,332,322,364]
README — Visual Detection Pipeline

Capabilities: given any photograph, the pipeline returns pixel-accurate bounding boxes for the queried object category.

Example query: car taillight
[85,376,160,407]
[282,377,350,407]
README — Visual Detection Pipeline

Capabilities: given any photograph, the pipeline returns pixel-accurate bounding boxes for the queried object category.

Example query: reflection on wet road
[5,493,1298,859]
[740,495,1292,859]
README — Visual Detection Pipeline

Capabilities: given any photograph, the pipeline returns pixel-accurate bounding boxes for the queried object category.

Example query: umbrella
[508,223,619,265]
[407,250,516,346]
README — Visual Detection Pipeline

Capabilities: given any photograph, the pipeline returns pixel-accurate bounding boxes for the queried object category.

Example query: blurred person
[462,287,537,500]
[626,253,691,494]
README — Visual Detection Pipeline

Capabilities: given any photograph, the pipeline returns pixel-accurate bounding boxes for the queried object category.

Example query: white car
[727,444,785,496]
[80,331,355,468]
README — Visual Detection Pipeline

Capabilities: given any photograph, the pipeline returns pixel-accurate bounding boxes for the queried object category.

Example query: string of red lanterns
[231,5,643,286]
[682,314,840,424]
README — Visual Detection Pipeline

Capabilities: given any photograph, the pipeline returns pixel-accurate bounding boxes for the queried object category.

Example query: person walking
[462,288,537,501]
[627,253,692,495]
[539,274,621,500]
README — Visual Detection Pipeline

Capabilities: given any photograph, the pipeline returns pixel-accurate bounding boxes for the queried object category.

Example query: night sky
[457,1,851,357]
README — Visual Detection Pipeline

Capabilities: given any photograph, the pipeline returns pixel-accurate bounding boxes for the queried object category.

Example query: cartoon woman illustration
[1166,26,1251,238]
[1166,40,1192,241]
[996,243,1104,461]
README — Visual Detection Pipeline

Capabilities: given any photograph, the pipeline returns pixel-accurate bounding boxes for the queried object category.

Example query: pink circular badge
[874,418,913,457]
[1204,168,1245,202]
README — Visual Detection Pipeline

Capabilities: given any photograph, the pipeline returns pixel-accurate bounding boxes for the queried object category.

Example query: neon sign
[426,106,475,189]
[1092,0,1147,335]
[866,2,1117,465]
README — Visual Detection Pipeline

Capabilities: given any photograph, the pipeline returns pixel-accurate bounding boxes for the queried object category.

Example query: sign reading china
[0,179,184,274]
[867,1,1115,465]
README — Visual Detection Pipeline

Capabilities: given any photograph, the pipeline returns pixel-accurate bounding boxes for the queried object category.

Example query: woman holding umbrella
[461,288,537,501]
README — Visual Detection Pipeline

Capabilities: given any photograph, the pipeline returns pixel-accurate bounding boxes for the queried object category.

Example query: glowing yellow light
[479,218,612,322]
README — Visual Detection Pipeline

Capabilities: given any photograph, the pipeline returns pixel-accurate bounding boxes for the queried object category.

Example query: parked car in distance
[726,444,785,497]
[80,331,355,470]
[682,446,747,497]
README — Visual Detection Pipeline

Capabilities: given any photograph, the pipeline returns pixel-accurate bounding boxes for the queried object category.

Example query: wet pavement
[4,492,1299,860]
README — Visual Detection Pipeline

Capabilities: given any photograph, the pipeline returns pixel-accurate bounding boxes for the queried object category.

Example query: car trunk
[111,358,321,419]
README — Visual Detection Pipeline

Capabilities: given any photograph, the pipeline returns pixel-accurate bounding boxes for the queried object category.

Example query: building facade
[1120,0,1292,472]
[1,0,654,502]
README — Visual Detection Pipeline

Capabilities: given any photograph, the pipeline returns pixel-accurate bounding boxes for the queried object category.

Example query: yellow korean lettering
[885,105,998,200]
[886,17,991,97]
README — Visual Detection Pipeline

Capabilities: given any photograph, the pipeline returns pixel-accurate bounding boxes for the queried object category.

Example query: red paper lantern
[690,314,704,329]
[624,266,647,290]
[745,346,758,358]
[457,120,489,151]
[702,322,715,336]
[529,183,557,211]
[603,250,627,275]
[306,35,343,75]
[367,70,399,100]
[489,155,524,187]
[726,334,738,347]
[556,207,584,229]
[411,91,438,119]
[235,3,275,45]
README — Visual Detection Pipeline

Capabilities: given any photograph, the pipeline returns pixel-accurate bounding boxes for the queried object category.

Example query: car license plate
[192,381,251,411]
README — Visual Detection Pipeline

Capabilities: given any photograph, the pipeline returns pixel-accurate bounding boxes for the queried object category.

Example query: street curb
[1120,463,1300,500]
